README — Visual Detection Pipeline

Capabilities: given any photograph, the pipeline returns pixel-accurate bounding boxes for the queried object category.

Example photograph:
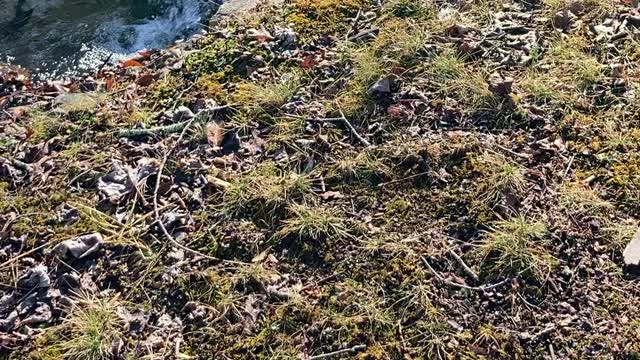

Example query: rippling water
[0,0,214,79]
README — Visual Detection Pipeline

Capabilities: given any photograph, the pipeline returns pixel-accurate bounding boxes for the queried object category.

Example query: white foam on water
[17,0,212,80]
[98,0,204,55]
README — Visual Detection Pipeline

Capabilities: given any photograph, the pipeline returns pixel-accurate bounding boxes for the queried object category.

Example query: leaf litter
[1,0,640,358]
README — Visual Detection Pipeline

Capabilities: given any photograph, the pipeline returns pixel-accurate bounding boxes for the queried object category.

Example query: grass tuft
[475,215,556,281]
[40,293,120,360]
[223,164,313,223]
[559,181,613,218]
[474,152,528,207]
[275,204,349,241]
[234,74,301,112]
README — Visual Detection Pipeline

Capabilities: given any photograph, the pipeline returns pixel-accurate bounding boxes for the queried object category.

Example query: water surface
[0,0,213,79]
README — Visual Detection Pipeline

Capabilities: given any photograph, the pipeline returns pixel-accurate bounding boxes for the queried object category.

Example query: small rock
[173,106,194,122]
[367,74,399,96]
[623,229,640,271]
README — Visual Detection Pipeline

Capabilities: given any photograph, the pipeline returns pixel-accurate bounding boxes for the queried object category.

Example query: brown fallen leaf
[121,59,144,68]
[206,121,225,147]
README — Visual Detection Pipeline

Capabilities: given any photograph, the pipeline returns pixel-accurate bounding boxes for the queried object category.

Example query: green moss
[196,72,226,103]
[28,111,65,143]
[185,38,239,74]
[385,196,412,218]
[285,0,370,38]
[146,74,186,108]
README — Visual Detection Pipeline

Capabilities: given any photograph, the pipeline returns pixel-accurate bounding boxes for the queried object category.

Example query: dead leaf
[137,49,153,60]
[206,121,225,147]
[121,59,144,68]
[301,55,318,69]
[247,27,274,42]
[252,249,270,263]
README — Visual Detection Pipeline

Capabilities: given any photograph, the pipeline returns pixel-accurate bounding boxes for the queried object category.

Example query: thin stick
[494,143,530,160]
[377,171,430,188]
[309,345,366,360]
[96,54,113,76]
[449,250,479,282]
[301,273,339,291]
[562,154,575,182]
[339,109,371,147]
[152,119,244,266]
[420,256,511,292]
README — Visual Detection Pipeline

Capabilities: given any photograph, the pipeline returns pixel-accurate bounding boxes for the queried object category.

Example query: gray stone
[215,0,284,19]
[367,75,400,96]
[173,106,194,122]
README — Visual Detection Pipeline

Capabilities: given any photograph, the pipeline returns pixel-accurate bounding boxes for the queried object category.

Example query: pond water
[0,0,215,79]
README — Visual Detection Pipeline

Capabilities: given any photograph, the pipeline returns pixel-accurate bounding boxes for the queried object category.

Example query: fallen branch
[118,120,192,138]
[310,113,371,147]
[420,256,511,292]
[309,344,366,360]
[494,143,530,160]
[117,105,230,138]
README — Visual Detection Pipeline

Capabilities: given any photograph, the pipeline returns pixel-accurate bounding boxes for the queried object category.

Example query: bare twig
[494,143,530,160]
[420,256,511,292]
[301,273,340,291]
[448,250,479,282]
[95,54,113,76]
[308,112,371,147]
[377,171,430,188]
[0,239,55,271]
[309,344,366,360]
[339,110,371,147]
[561,155,575,182]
